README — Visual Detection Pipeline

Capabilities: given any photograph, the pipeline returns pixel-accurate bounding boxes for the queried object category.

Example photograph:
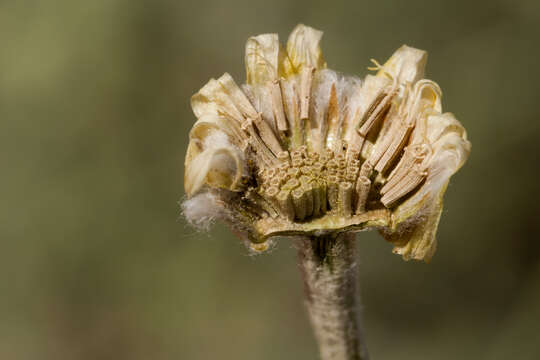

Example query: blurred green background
[2,0,540,359]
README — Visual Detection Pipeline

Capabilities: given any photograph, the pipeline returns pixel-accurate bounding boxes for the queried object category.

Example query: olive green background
[2,0,540,359]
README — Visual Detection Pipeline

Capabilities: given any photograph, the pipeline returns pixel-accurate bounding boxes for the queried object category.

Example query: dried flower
[183,24,470,262]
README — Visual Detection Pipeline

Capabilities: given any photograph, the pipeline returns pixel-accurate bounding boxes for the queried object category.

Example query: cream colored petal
[417,79,442,113]
[405,79,442,120]
[393,112,470,221]
[186,118,233,168]
[205,147,245,191]
[243,34,291,134]
[425,112,468,144]
[185,122,247,197]
[245,34,284,84]
[191,78,244,123]
[192,73,283,154]
[386,112,470,261]
[190,114,242,146]
[191,73,261,123]
[383,185,445,262]
[286,24,326,71]
[217,73,260,119]
[216,73,283,155]
[184,138,246,197]
[184,139,203,174]
[242,83,278,135]
[377,45,427,85]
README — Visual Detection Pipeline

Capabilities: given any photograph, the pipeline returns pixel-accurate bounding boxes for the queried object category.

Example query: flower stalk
[297,233,368,360]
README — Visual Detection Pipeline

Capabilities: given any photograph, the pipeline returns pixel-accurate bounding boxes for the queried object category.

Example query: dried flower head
[183,24,470,262]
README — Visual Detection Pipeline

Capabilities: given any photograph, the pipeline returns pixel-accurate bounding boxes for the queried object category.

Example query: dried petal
[184,130,246,196]
[376,45,427,85]
[286,24,326,71]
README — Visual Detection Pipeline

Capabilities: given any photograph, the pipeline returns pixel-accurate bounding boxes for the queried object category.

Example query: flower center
[257,143,370,222]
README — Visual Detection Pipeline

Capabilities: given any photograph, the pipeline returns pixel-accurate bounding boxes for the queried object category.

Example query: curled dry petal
[245,34,294,84]
[382,112,471,261]
[184,129,246,197]
[183,25,470,261]
[246,34,280,84]
[286,24,327,71]
[375,45,427,85]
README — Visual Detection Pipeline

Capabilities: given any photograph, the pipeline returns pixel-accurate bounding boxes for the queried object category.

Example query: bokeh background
[2,0,540,359]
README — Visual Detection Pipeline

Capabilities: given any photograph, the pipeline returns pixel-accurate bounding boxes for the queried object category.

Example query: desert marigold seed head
[182,24,471,262]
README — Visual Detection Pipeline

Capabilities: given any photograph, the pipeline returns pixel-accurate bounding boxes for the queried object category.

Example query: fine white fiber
[182,192,226,231]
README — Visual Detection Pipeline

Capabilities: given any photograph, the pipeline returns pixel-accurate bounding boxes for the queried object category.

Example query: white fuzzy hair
[182,191,226,231]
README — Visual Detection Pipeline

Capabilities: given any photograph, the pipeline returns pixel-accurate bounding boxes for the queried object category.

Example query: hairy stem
[296,232,369,360]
